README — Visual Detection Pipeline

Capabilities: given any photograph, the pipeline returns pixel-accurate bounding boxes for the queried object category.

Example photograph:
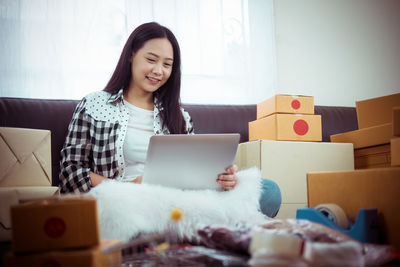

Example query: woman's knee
[259,178,282,218]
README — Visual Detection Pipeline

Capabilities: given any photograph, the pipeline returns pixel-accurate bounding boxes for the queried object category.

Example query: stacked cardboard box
[308,167,400,249]
[309,93,400,249]
[235,95,354,219]
[331,93,400,168]
[0,127,60,241]
[391,107,400,166]
[249,95,322,142]
[3,196,122,267]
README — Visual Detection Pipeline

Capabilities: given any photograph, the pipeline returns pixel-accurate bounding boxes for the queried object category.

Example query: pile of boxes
[0,127,123,265]
[3,196,122,266]
[0,127,59,241]
[249,94,321,142]
[235,94,355,219]
[331,93,400,168]
[309,93,400,249]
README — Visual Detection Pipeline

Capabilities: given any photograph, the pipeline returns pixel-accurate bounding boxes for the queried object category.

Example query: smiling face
[128,38,174,97]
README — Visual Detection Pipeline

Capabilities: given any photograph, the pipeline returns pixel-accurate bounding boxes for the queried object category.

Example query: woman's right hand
[132,176,143,184]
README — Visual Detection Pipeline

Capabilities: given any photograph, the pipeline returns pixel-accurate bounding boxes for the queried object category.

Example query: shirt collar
[107,89,124,105]
[108,88,164,115]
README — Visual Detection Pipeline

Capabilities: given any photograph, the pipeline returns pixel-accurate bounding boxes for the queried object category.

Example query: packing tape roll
[315,203,349,229]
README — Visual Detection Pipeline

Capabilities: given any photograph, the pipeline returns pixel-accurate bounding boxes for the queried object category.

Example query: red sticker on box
[291,99,301,110]
[293,119,309,135]
[44,217,66,238]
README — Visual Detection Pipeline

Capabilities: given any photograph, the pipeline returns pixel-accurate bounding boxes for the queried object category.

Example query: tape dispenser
[296,203,380,243]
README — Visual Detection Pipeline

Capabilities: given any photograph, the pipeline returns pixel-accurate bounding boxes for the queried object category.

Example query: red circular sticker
[44,217,66,238]
[291,99,301,110]
[293,119,309,135]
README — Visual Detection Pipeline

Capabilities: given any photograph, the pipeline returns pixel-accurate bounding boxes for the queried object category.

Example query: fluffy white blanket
[88,167,268,242]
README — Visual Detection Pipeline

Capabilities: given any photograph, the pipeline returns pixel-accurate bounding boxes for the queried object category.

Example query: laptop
[142,133,240,190]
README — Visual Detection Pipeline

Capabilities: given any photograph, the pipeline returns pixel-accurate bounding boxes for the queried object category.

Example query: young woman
[59,22,238,192]
[59,22,281,217]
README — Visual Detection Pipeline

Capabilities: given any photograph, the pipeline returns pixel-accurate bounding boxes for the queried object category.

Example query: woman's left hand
[217,165,238,191]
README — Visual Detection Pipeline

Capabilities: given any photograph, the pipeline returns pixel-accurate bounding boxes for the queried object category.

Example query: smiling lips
[146,76,161,85]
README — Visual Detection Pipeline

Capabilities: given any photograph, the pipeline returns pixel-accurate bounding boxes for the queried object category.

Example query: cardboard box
[394,106,400,136]
[0,127,52,186]
[0,186,59,241]
[249,114,322,142]
[4,239,122,267]
[234,140,354,204]
[330,123,393,149]
[391,138,400,166]
[275,203,307,219]
[354,144,391,169]
[307,167,400,249]
[11,196,100,253]
[356,93,400,129]
[257,95,314,119]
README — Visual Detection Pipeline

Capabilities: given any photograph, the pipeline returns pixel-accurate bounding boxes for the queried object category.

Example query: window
[0,0,276,104]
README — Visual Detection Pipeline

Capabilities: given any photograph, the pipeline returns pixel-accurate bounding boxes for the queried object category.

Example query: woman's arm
[59,99,94,193]
[90,171,108,186]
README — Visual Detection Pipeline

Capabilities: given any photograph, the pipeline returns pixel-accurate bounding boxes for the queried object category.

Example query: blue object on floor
[296,207,380,243]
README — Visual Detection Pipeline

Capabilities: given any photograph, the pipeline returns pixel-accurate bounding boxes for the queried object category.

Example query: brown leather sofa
[0,97,358,186]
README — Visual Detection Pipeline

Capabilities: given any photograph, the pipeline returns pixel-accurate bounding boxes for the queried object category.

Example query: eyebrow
[147,52,173,62]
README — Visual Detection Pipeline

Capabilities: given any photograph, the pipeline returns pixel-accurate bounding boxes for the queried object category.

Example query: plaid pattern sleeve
[59,98,93,193]
[59,96,120,193]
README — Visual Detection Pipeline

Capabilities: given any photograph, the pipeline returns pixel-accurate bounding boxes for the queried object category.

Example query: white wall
[273,0,400,106]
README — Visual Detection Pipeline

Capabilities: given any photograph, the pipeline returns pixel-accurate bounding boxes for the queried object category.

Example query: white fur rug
[88,167,268,242]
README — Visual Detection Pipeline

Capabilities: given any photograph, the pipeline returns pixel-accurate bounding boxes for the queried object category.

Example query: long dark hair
[104,22,186,134]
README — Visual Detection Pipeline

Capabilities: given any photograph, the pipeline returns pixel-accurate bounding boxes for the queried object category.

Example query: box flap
[0,127,52,186]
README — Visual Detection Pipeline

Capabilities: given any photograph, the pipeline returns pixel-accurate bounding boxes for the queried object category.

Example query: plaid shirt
[59,89,194,193]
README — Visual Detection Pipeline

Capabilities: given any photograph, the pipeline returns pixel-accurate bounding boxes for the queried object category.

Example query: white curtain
[0,0,276,105]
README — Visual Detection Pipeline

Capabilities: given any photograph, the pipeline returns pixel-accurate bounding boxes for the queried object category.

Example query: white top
[122,99,154,181]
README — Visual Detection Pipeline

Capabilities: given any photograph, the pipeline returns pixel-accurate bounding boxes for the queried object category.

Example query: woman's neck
[123,89,154,110]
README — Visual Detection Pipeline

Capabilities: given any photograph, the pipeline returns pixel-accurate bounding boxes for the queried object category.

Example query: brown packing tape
[315,203,350,229]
